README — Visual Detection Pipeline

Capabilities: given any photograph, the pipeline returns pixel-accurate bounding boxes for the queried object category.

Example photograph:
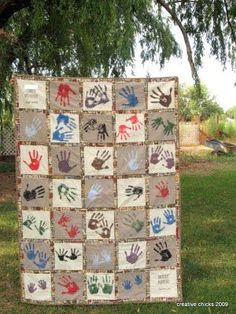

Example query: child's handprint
[117,124,131,140]
[56,113,77,130]
[23,215,36,230]
[151,217,165,234]
[150,86,172,107]
[155,181,169,198]
[57,183,78,203]
[56,150,77,173]
[83,119,98,132]
[66,248,81,260]
[24,243,38,261]
[122,280,132,290]
[57,213,71,227]
[126,114,143,131]
[96,219,113,239]
[87,275,99,295]
[124,150,139,171]
[150,146,163,165]
[35,220,48,236]
[162,150,175,169]
[85,84,109,108]
[163,209,176,225]
[119,85,138,107]
[23,184,45,201]
[59,275,80,295]
[153,241,172,262]
[52,127,73,142]
[101,275,114,294]
[163,120,175,136]
[33,251,49,269]
[55,83,76,107]
[87,183,103,205]
[66,225,80,238]
[23,150,42,171]
[56,248,68,261]
[151,117,164,130]
[25,116,42,138]
[28,283,37,293]
[38,280,47,290]
[125,185,143,200]
[123,212,144,232]
[134,274,143,285]
[125,244,142,264]
[91,150,111,170]
[88,212,104,230]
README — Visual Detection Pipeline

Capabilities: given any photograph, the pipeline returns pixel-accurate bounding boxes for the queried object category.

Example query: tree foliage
[225,106,236,119]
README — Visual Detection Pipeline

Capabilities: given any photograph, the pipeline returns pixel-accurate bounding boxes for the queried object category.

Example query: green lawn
[0,157,236,313]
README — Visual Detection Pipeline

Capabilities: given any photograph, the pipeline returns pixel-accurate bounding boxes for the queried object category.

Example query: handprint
[85,84,109,108]
[23,215,36,230]
[88,212,104,230]
[155,181,170,198]
[101,275,114,294]
[97,123,109,141]
[59,275,80,295]
[124,150,139,171]
[23,150,42,171]
[83,119,98,132]
[151,217,165,234]
[57,183,78,203]
[38,280,47,290]
[122,280,132,290]
[33,251,49,269]
[150,146,163,165]
[91,150,111,170]
[87,184,103,204]
[52,127,73,142]
[163,209,176,225]
[150,87,172,107]
[123,212,144,232]
[66,248,81,260]
[163,120,175,136]
[56,150,77,173]
[117,124,131,140]
[35,220,48,236]
[56,113,77,130]
[125,244,143,264]
[87,275,99,295]
[23,184,45,201]
[96,219,113,239]
[66,225,80,238]
[126,114,143,131]
[125,185,143,200]
[151,117,164,130]
[153,241,172,262]
[134,274,142,285]
[162,150,175,169]
[92,250,111,267]
[55,83,76,107]
[119,85,138,107]
[24,243,38,261]
[25,116,42,138]
[57,213,71,227]
[56,249,68,261]
[28,283,37,293]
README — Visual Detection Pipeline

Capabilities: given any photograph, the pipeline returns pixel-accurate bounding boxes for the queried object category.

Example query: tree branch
[223,0,236,43]
[0,0,31,28]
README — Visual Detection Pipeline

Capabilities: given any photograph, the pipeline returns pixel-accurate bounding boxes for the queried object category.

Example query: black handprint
[97,123,109,141]
[153,241,172,262]
[150,87,172,107]
[125,185,143,200]
[66,248,81,260]
[85,85,109,108]
[56,249,68,262]
[23,184,45,201]
[84,119,98,132]
[23,215,36,230]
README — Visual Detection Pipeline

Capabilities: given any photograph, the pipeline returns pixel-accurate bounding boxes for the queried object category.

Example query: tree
[179,84,224,121]
[225,106,236,119]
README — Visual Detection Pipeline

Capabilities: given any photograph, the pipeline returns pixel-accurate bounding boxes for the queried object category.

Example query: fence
[0,125,15,156]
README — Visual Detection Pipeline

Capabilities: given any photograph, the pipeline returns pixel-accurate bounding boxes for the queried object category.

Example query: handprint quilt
[14,76,182,304]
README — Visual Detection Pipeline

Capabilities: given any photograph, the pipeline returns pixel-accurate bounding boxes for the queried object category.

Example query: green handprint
[101,275,113,294]
[123,212,144,232]
[151,117,164,130]
[163,120,175,136]
[88,275,99,295]
[23,215,36,230]
[35,220,48,235]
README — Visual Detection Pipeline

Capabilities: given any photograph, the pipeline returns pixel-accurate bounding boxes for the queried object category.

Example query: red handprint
[126,114,143,130]
[117,124,131,140]
[58,276,80,295]
[66,225,80,238]
[155,181,169,198]
[23,150,42,171]
[55,83,76,107]
[57,213,71,228]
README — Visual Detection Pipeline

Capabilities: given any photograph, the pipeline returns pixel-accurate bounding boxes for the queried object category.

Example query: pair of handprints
[52,113,77,142]
[56,248,81,262]
[122,274,143,290]
[57,213,80,239]
[28,280,47,293]
[87,274,114,295]
[151,117,175,136]
[88,212,113,239]
[24,243,49,269]
[150,209,176,234]
[150,146,175,170]
[23,215,48,236]
[117,114,143,140]
[83,118,109,141]
[85,84,110,109]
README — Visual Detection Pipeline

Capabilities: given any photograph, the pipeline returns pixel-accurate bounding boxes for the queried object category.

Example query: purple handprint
[162,150,175,169]
[38,280,47,290]
[150,146,163,165]
[28,283,37,293]
[125,244,143,264]
[56,150,77,173]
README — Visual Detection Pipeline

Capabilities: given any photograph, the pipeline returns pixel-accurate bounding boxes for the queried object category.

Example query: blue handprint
[122,280,132,290]
[52,127,73,142]
[56,113,76,130]
[124,150,139,171]
[33,251,49,269]
[163,209,176,225]
[134,274,142,285]
[119,86,138,107]
[151,217,165,234]
[24,243,38,261]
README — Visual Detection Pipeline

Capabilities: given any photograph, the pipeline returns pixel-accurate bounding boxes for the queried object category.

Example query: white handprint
[87,183,103,206]
[91,250,111,267]
[124,150,139,171]
[25,117,42,138]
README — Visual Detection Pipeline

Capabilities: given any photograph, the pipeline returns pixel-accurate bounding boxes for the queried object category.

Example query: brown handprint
[150,146,163,165]
[150,87,172,107]
[96,219,113,239]
[88,212,104,230]
[91,150,111,170]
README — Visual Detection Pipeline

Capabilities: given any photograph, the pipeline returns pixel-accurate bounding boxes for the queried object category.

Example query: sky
[126,32,235,111]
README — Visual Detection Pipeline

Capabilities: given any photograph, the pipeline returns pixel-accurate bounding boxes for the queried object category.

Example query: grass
[0,156,236,313]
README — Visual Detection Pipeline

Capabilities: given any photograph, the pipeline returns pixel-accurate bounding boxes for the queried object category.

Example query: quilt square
[19,111,48,142]
[53,211,84,240]
[51,146,81,176]
[149,143,176,174]
[86,273,115,300]
[86,211,114,240]
[50,113,80,143]
[148,111,176,141]
[49,80,80,110]
[116,145,146,175]
[118,241,146,270]
[22,241,51,271]
[117,271,147,300]
[54,272,85,301]
[52,179,82,208]
[84,178,114,208]
[20,145,48,175]
[54,242,83,270]
[84,146,113,176]
[22,210,51,239]
[86,243,115,270]
[149,207,176,237]
[18,79,46,109]
[148,80,175,110]
[82,113,113,143]
[117,178,146,208]
[23,273,52,301]
[83,81,112,111]
[21,178,49,208]
[149,176,176,207]
[150,268,178,298]
[115,81,145,110]
[117,210,146,240]
[116,113,145,143]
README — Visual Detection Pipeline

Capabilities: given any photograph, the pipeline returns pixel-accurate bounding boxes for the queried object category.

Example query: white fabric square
[150,268,178,298]
[84,146,113,176]
[52,179,82,208]
[20,145,48,175]
[83,81,112,111]
[117,177,146,207]
[50,113,80,143]
[86,211,114,240]
[22,210,51,239]
[149,143,176,174]
[149,208,176,237]
[118,241,146,270]
[18,79,46,109]
[86,273,115,300]
[54,242,83,270]
[23,273,51,301]
[148,80,175,109]
[116,113,145,143]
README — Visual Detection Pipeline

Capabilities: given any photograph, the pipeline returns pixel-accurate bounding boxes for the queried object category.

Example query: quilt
[14,75,182,304]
